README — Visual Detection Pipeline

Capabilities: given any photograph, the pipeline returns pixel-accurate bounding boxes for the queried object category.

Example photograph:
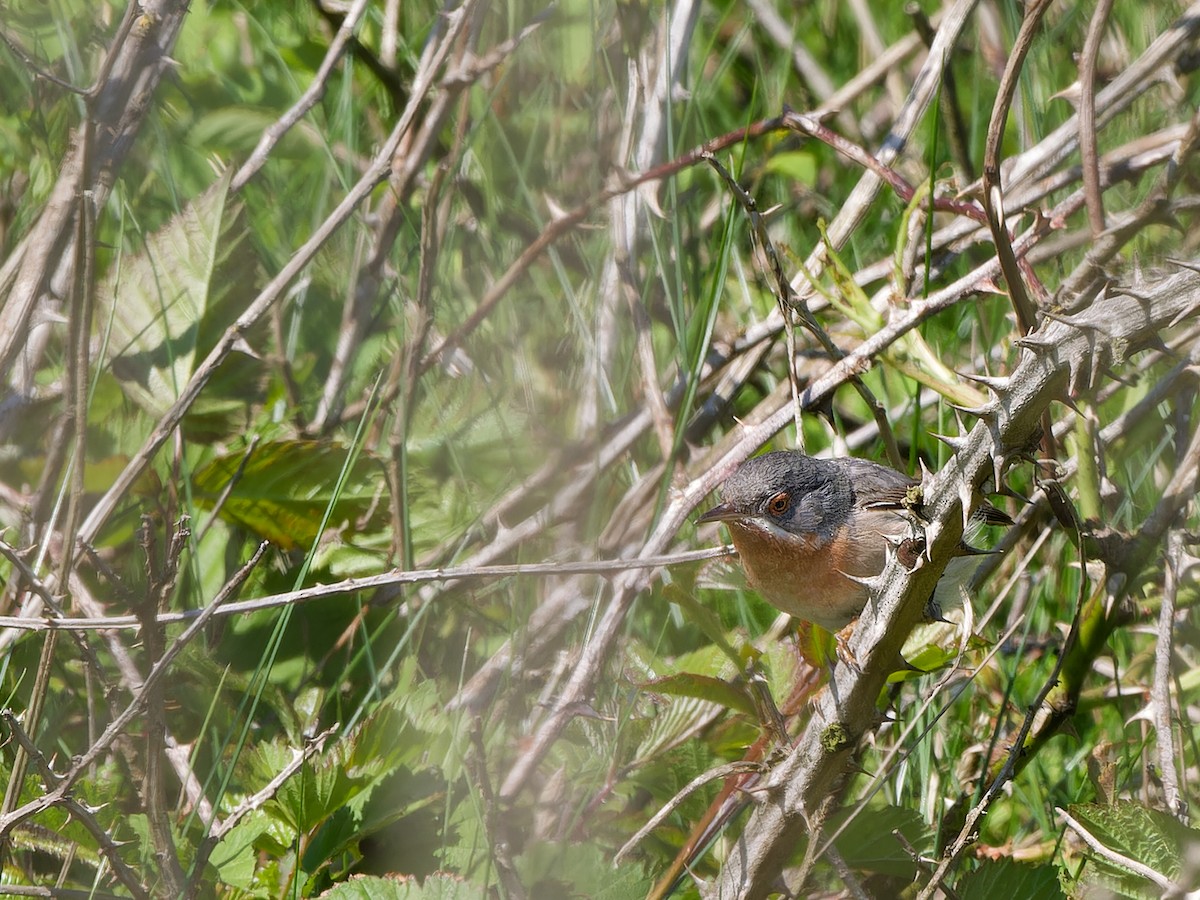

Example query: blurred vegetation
[0,0,1198,897]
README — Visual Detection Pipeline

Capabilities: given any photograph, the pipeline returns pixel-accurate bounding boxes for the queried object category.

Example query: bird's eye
[766,492,790,515]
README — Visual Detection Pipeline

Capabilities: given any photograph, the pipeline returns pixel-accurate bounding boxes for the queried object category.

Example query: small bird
[697,450,1009,633]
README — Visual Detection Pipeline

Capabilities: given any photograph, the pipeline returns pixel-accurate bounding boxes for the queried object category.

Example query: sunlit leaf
[316,873,478,899]
[98,171,259,420]
[1064,802,1199,898]
[191,440,388,550]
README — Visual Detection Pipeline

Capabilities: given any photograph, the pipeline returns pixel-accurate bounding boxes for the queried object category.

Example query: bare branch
[0,546,732,633]
[1153,531,1191,822]
[230,0,373,193]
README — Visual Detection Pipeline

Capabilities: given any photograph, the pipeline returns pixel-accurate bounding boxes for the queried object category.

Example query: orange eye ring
[766,492,790,516]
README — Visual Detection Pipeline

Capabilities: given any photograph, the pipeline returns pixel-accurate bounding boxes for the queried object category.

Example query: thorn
[918,459,934,485]
[992,452,1008,493]
[1165,256,1200,275]
[1168,297,1200,328]
[1049,81,1082,107]
[843,760,873,776]
[1057,392,1082,413]
[231,336,260,359]
[1141,333,1172,354]
[958,371,1013,397]
[959,481,975,531]
[952,407,968,434]
[931,432,969,453]
[923,521,942,561]
[1110,284,1151,302]
[948,400,999,420]
[842,570,890,593]
[1013,332,1057,351]
[1160,212,1186,235]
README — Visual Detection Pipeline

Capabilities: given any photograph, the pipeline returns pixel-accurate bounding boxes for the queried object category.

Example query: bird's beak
[697,502,738,525]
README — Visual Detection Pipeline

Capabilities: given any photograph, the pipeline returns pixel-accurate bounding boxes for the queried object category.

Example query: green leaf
[256,741,366,834]
[957,859,1065,900]
[829,803,931,878]
[817,219,882,331]
[764,150,818,185]
[1064,802,1199,897]
[316,873,478,899]
[255,663,448,880]
[662,583,742,665]
[640,672,757,717]
[629,697,725,779]
[99,171,259,419]
[191,440,388,550]
[190,106,323,158]
[209,809,271,891]
[517,841,651,900]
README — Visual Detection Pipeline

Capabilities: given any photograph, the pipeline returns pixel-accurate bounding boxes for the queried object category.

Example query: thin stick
[981,0,1051,337]
[783,111,986,224]
[0,547,734,633]
[0,545,266,835]
[1079,0,1116,237]
[230,0,372,192]
[184,726,335,899]
[1153,531,1188,821]
[702,150,903,467]
[614,760,765,864]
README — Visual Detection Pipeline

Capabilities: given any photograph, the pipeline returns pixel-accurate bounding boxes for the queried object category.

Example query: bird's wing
[841,458,917,511]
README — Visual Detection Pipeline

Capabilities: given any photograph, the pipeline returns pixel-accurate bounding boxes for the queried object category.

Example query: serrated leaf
[191,440,387,550]
[757,639,805,706]
[209,809,270,891]
[255,741,363,833]
[356,658,445,759]
[254,660,448,880]
[317,873,478,899]
[1065,802,1198,896]
[517,840,652,900]
[958,859,1065,900]
[99,171,258,418]
[630,692,724,769]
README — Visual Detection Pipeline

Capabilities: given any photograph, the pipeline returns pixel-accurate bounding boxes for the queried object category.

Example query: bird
[697,450,1010,634]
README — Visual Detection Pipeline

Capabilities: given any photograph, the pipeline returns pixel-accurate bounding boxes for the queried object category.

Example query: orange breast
[727,522,874,632]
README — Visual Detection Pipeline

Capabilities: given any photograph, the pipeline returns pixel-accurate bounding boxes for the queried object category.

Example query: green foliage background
[0,0,1198,897]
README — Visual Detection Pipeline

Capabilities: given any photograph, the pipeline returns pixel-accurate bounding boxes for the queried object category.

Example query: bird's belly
[728,524,881,632]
